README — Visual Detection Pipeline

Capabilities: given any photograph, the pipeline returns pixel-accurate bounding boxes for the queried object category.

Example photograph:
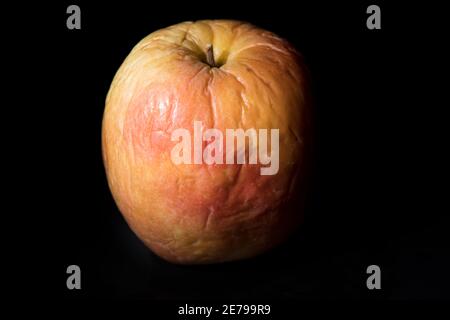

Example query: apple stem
[206,44,216,67]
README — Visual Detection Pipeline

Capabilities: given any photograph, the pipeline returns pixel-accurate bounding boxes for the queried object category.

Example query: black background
[17,0,449,305]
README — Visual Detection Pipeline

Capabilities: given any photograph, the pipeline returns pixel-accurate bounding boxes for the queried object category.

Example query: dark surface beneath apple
[26,1,448,302]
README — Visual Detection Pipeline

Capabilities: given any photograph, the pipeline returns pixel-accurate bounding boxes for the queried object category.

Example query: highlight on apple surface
[170,121,280,176]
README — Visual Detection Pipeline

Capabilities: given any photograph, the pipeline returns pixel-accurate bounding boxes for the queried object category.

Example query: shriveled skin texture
[102,20,311,264]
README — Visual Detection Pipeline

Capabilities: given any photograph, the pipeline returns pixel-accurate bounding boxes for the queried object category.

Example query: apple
[102,20,311,264]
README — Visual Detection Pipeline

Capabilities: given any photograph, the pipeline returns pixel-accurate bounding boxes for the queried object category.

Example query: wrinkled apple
[102,20,312,264]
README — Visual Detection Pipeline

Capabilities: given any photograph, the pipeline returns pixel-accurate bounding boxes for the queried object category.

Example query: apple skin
[102,20,311,264]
